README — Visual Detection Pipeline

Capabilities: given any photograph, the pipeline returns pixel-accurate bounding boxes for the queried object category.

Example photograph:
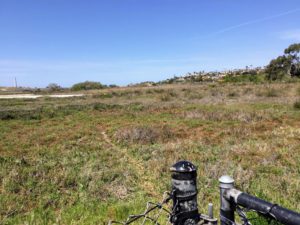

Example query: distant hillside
[162,67,264,84]
[131,43,300,87]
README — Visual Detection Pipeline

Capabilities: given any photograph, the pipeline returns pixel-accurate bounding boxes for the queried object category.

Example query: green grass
[0,82,300,224]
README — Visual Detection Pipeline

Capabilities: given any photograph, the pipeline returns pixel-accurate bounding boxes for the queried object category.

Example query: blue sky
[1,0,300,87]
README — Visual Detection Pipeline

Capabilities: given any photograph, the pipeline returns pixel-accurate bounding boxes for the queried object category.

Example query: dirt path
[0,94,84,99]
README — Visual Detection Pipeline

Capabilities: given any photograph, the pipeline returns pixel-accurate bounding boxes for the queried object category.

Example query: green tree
[46,83,62,92]
[266,43,300,80]
[284,43,300,56]
[284,43,300,77]
[265,55,291,80]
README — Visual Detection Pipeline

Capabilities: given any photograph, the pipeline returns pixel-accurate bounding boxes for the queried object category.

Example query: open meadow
[0,82,300,224]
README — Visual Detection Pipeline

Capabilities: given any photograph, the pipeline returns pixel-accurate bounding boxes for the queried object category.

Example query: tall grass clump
[114,125,174,145]
[158,90,178,102]
[265,88,280,97]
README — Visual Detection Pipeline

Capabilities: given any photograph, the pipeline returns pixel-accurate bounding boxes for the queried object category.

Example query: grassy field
[0,82,300,224]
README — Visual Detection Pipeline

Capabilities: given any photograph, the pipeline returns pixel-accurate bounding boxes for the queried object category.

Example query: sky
[1,0,300,87]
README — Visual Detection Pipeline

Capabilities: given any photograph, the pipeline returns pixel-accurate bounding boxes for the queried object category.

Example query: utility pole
[14,77,18,89]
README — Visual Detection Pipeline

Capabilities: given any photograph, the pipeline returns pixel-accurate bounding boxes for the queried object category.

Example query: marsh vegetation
[0,82,300,224]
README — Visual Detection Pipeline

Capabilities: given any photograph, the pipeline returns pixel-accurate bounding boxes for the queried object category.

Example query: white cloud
[279,29,300,41]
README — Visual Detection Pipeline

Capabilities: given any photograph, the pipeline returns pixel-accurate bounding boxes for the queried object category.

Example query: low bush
[71,81,104,91]
[293,100,300,109]
[159,90,178,102]
[46,83,63,92]
[227,91,239,98]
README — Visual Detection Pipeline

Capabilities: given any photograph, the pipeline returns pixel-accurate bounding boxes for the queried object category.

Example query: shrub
[71,81,104,91]
[46,83,62,92]
[108,84,118,88]
[227,91,239,97]
[294,100,300,109]
[159,90,177,101]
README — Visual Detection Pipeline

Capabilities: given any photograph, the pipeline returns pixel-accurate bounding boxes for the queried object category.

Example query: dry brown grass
[184,109,267,122]
[114,125,175,144]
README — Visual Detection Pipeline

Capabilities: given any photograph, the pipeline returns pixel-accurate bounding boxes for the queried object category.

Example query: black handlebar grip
[237,193,300,225]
